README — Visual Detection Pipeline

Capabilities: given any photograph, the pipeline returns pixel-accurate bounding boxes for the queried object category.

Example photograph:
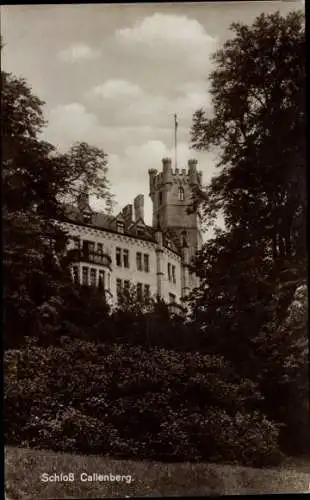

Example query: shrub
[4,340,283,466]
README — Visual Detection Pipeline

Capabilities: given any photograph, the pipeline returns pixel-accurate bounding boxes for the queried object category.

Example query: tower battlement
[149,158,202,194]
[149,157,203,258]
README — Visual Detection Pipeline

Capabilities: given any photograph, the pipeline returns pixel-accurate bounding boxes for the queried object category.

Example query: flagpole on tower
[174,113,178,170]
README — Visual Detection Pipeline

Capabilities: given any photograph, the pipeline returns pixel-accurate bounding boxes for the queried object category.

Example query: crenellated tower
[148,157,203,264]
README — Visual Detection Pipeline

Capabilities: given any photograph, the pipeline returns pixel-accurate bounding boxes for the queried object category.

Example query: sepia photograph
[2,1,308,498]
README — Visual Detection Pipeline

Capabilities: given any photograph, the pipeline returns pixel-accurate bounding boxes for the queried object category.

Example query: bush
[252,283,309,456]
[4,340,283,466]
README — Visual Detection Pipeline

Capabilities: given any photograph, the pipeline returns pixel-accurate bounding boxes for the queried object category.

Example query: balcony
[68,248,112,268]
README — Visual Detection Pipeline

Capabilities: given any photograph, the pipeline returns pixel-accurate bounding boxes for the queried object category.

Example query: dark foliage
[189,11,307,456]
[191,11,306,269]
[2,67,113,349]
[4,341,282,467]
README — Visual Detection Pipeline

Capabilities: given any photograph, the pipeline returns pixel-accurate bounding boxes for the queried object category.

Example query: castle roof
[62,204,154,240]
[62,204,182,255]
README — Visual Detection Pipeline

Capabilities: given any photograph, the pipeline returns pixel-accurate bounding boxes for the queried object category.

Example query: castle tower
[133,194,144,221]
[148,157,203,263]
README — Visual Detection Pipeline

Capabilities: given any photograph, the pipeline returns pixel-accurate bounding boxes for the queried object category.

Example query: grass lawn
[5,446,310,499]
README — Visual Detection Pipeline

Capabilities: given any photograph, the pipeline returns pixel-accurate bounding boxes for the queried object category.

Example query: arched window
[178,186,184,201]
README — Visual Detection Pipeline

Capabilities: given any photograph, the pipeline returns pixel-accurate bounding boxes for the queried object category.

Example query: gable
[114,213,126,223]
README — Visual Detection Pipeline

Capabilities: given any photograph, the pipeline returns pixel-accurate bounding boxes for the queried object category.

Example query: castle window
[168,263,171,281]
[117,221,124,233]
[99,270,105,290]
[124,280,130,296]
[116,278,122,300]
[88,241,95,258]
[72,266,79,284]
[82,266,89,286]
[82,240,95,260]
[123,249,129,268]
[144,284,150,301]
[97,243,103,255]
[137,282,143,301]
[178,187,184,201]
[90,268,97,287]
[107,273,110,290]
[172,265,176,284]
[159,191,163,205]
[116,247,121,267]
[136,252,142,271]
[144,254,149,272]
[116,247,129,268]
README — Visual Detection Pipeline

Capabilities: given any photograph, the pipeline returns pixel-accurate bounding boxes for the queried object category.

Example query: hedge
[4,339,283,466]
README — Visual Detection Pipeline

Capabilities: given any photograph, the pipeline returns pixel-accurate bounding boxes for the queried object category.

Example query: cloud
[86,80,166,127]
[86,78,210,129]
[174,81,212,118]
[88,79,143,100]
[112,140,216,185]
[58,42,101,62]
[43,102,211,165]
[115,14,217,72]
[117,13,215,49]
[42,103,99,150]
[42,102,173,153]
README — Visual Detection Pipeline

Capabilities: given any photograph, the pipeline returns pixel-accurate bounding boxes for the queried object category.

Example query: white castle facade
[62,157,203,310]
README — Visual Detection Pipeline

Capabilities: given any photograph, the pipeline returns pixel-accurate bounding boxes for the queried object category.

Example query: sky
[1,1,303,227]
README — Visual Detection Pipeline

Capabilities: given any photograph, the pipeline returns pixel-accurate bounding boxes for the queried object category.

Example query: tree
[191,10,306,273]
[188,227,275,367]
[51,283,111,345]
[251,282,309,455]
[2,66,114,347]
[55,141,115,214]
[2,70,64,347]
[189,10,307,456]
[189,7,306,368]
[113,283,154,316]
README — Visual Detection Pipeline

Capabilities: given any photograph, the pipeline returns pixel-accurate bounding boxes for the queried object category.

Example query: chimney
[134,194,144,221]
[148,168,158,195]
[121,204,133,224]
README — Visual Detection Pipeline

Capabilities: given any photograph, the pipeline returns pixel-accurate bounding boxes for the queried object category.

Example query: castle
[62,157,203,310]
